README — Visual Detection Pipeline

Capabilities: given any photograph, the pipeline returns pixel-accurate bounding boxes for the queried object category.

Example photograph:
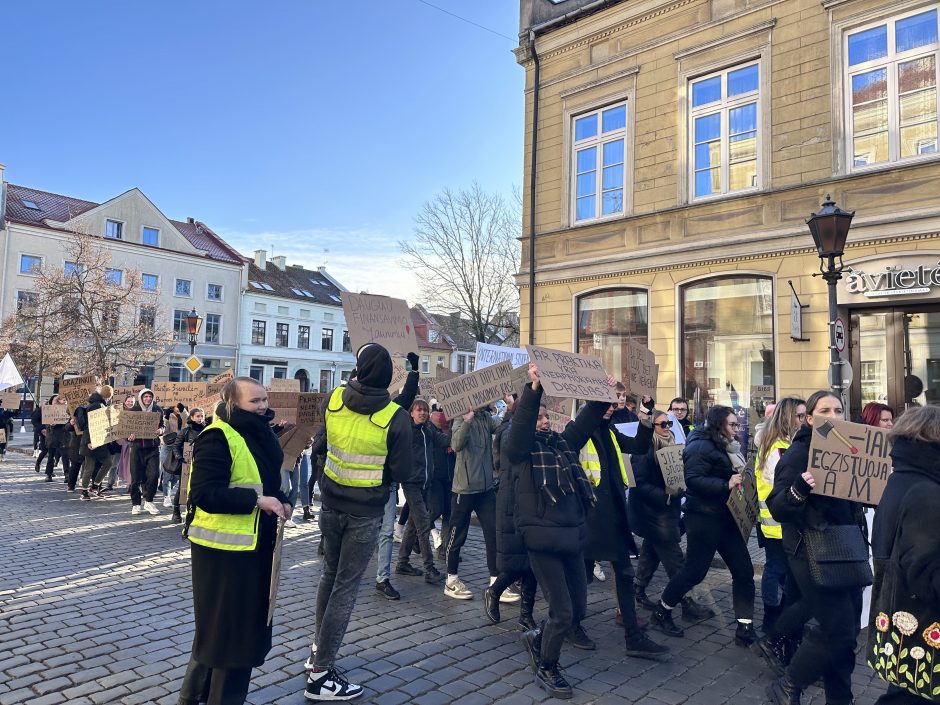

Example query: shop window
[680,275,775,415]
[577,288,649,383]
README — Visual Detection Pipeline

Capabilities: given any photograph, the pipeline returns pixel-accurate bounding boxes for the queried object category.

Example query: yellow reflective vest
[580,429,630,488]
[756,439,789,540]
[324,386,398,488]
[187,418,264,552]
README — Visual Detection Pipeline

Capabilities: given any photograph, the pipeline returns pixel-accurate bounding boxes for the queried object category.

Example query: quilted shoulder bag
[802,524,873,589]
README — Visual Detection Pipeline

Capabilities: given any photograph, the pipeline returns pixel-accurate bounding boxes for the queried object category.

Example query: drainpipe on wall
[527,32,540,346]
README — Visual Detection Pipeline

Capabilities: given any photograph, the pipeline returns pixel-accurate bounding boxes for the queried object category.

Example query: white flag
[0,353,25,391]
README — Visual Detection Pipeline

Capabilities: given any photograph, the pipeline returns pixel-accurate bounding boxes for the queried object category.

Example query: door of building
[849,305,940,420]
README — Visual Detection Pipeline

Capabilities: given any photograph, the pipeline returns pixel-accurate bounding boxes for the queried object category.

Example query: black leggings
[528,550,587,666]
[445,489,497,576]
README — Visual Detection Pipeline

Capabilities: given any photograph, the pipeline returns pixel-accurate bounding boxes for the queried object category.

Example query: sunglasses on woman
[655,421,672,429]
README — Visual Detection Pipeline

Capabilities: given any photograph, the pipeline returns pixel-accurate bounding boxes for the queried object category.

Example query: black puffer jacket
[410,421,450,490]
[682,428,736,517]
[172,418,206,474]
[628,444,682,538]
[79,393,111,460]
[767,424,864,556]
[494,415,527,573]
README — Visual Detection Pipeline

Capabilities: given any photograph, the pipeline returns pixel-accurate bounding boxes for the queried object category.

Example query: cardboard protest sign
[87,407,120,448]
[341,292,417,360]
[808,416,892,505]
[59,374,98,411]
[509,363,531,395]
[267,391,300,425]
[297,393,326,426]
[389,363,410,394]
[192,393,222,415]
[0,392,22,409]
[209,368,234,385]
[435,360,515,420]
[621,453,637,488]
[269,378,301,392]
[42,404,70,425]
[434,366,458,381]
[180,442,194,505]
[656,444,687,494]
[546,410,571,434]
[268,520,286,625]
[280,425,315,468]
[475,343,530,370]
[206,382,226,396]
[87,407,162,448]
[626,341,658,399]
[111,385,145,400]
[151,382,208,409]
[525,346,617,403]
[727,471,759,541]
[0,428,6,445]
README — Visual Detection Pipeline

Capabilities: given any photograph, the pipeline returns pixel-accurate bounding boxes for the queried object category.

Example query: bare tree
[2,229,175,381]
[399,183,520,343]
[0,292,73,388]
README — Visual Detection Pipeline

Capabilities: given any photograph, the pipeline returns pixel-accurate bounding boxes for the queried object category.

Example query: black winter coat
[494,416,527,573]
[79,393,114,460]
[628,444,682,539]
[505,383,607,556]
[767,424,864,557]
[682,428,737,517]
[410,421,450,490]
[188,406,287,669]
[171,419,205,474]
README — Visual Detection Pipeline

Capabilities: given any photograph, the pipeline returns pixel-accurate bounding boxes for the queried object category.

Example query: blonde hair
[651,410,675,451]
[758,397,806,465]
[219,376,264,419]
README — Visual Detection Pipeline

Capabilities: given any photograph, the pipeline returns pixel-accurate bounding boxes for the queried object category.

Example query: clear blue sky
[1,1,523,299]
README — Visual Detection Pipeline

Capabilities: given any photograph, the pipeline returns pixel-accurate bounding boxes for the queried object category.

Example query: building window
[142,273,158,291]
[142,226,159,246]
[342,330,351,352]
[105,219,123,239]
[19,254,42,275]
[173,310,188,340]
[577,289,649,383]
[16,291,38,311]
[321,327,334,351]
[319,369,333,392]
[207,284,223,301]
[169,362,185,382]
[846,8,938,167]
[64,261,86,277]
[105,268,123,286]
[251,320,266,345]
[437,355,445,369]
[175,279,192,297]
[457,353,475,375]
[274,366,288,379]
[421,355,430,374]
[139,306,156,331]
[276,323,289,347]
[690,62,760,199]
[249,366,264,383]
[428,329,440,343]
[298,325,310,349]
[572,102,628,222]
[204,313,221,344]
[680,276,775,415]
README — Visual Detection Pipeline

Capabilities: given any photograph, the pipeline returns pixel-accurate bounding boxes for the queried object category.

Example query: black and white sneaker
[304,667,363,701]
[303,642,318,671]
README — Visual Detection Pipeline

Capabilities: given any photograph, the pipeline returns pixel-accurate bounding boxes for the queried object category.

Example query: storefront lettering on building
[843,256,940,300]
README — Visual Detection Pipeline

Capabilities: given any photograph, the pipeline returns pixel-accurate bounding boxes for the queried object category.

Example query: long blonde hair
[651,410,676,451]
[757,397,805,465]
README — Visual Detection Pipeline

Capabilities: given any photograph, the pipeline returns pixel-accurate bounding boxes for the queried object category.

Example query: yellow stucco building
[516,0,940,420]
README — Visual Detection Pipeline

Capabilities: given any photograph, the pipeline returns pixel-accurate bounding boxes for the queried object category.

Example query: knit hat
[99,385,114,400]
[355,343,393,389]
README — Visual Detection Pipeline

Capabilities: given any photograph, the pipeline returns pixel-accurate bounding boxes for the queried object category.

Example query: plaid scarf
[532,430,597,509]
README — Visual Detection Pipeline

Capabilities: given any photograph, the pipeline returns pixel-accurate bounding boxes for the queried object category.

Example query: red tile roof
[247,262,346,307]
[5,183,244,265]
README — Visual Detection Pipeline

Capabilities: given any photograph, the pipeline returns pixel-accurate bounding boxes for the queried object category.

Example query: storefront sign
[842,254,940,302]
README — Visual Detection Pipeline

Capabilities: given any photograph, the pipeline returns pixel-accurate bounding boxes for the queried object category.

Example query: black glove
[639,396,655,415]
[407,352,419,372]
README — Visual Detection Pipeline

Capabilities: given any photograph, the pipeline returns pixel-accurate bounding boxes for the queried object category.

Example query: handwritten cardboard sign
[808,416,892,505]
[622,453,637,488]
[269,378,301,392]
[297,393,326,426]
[280,424,316,469]
[41,404,70,425]
[389,363,410,394]
[341,292,417,360]
[191,393,222,415]
[87,407,120,448]
[59,374,98,411]
[111,385,145,401]
[656,444,687,494]
[627,341,658,399]
[475,343,530,370]
[435,360,515,420]
[88,407,162,448]
[435,366,458,381]
[546,410,571,433]
[525,346,617,403]
[727,471,759,541]
[152,382,208,409]
[0,392,22,409]
[0,428,6,445]
[209,368,234,385]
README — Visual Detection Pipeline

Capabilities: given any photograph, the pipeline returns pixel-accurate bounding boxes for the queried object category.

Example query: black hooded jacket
[681,427,736,517]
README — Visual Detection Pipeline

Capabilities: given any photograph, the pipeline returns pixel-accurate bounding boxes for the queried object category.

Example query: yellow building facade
[517,0,940,420]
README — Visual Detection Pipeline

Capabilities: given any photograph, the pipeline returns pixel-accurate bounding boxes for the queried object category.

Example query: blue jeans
[281,467,300,509]
[315,507,383,669]
[164,473,180,499]
[761,537,787,607]
[299,454,311,507]
[375,483,398,583]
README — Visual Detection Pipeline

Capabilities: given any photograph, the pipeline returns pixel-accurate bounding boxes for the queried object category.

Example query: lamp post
[330,361,337,389]
[806,194,854,397]
[185,308,204,381]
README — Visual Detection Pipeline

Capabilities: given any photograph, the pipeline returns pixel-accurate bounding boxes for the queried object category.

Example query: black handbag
[802,524,873,589]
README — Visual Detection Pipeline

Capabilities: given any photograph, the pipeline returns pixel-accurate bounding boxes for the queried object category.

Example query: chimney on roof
[254,249,267,269]
[272,255,287,271]
[318,266,327,272]
[187,217,195,224]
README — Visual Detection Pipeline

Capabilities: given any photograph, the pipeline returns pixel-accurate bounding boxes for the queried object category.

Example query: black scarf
[217,406,284,484]
[531,430,596,509]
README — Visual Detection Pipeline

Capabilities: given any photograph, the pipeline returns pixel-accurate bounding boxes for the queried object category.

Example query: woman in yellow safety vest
[178,377,291,705]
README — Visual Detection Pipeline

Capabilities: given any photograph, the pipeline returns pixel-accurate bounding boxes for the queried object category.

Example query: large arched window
[680,275,775,413]
[577,288,649,383]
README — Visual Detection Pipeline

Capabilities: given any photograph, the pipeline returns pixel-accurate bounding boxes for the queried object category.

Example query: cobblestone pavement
[0,451,886,705]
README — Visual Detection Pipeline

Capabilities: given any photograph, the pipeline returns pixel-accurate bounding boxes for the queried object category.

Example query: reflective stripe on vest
[323,386,398,488]
[755,439,789,540]
[188,418,263,552]
[580,429,630,488]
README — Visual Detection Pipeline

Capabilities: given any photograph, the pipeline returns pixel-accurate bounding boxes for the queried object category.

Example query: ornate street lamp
[806,195,854,395]
[185,308,203,380]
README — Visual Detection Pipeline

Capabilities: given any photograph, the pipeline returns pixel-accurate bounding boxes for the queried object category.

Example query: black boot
[753,634,787,676]
[171,509,182,524]
[651,604,684,637]
[483,587,500,624]
[766,675,802,705]
[625,629,670,661]
[634,584,657,610]
[535,662,572,699]
[519,580,537,631]
[762,602,782,633]
[681,596,715,622]
[565,624,596,650]
[522,628,541,673]
[302,505,312,522]
[735,620,758,647]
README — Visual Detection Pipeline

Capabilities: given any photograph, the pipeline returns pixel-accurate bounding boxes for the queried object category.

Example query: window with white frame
[105,268,123,286]
[19,254,42,275]
[845,8,938,168]
[175,278,192,297]
[421,355,430,374]
[689,62,761,199]
[571,102,628,222]
[204,313,221,344]
[105,219,123,239]
[207,283,223,301]
[142,226,159,246]
[142,273,158,291]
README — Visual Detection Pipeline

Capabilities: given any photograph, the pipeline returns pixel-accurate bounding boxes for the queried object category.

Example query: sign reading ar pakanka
[525,346,617,403]
[341,292,417,360]
[808,415,892,505]
[436,360,515,420]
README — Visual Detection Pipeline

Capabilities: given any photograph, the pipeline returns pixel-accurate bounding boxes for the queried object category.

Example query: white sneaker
[131,505,141,515]
[285,519,296,528]
[444,578,473,600]
[393,524,404,543]
[593,562,607,582]
[500,586,522,604]
[33,449,41,458]
[303,642,318,671]
[163,496,173,508]
[143,501,159,515]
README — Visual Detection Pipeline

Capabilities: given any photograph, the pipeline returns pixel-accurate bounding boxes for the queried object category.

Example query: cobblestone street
[0,450,885,705]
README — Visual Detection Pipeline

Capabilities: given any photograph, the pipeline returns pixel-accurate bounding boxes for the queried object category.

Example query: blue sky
[1,1,523,300]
